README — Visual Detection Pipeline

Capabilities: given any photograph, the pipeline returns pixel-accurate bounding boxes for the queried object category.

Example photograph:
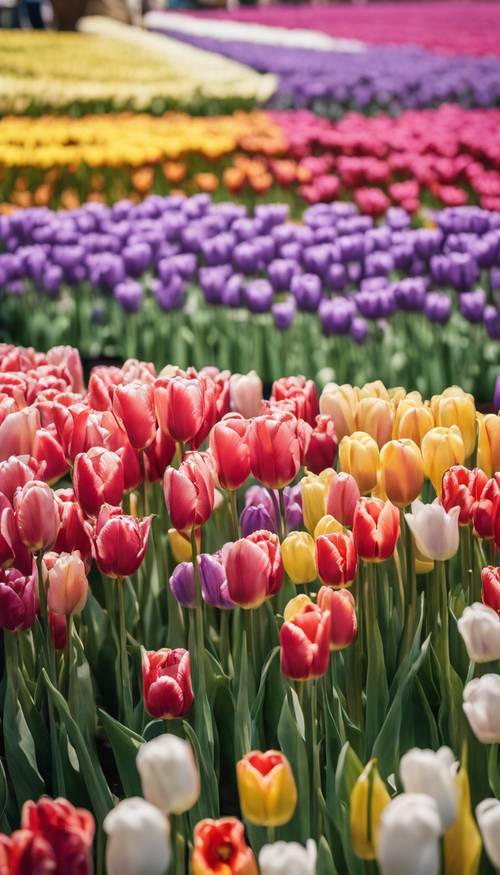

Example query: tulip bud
[240,503,277,537]
[209,415,250,491]
[199,550,234,609]
[482,566,500,614]
[237,751,298,827]
[353,497,400,562]
[356,397,393,449]
[137,735,200,815]
[476,798,500,871]
[53,489,93,567]
[73,447,124,518]
[163,452,215,531]
[377,794,442,875]
[43,550,88,616]
[248,414,301,490]
[400,747,458,831]
[104,798,171,875]
[0,561,38,631]
[281,532,317,584]
[477,413,500,478]
[463,674,500,743]
[326,472,360,527]
[350,759,391,860]
[317,587,357,649]
[319,383,357,441]
[93,505,152,578]
[421,426,465,496]
[393,400,434,446]
[169,562,195,608]
[279,602,330,680]
[230,371,263,419]
[304,415,338,474]
[192,818,258,875]
[142,648,194,719]
[225,537,270,609]
[458,602,500,662]
[112,381,156,450]
[441,465,488,525]
[14,480,60,551]
[259,840,317,875]
[316,531,357,587]
[339,431,380,495]
[21,796,94,874]
[378,439,424,507]
[301,469,335,534]
[434,391,476,458]
[405,499,459,561]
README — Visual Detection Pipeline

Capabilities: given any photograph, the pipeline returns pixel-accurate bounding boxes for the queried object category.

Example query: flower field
[0,6,499,875]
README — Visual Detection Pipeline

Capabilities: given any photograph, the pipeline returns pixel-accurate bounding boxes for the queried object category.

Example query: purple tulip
[169,562,195,608]
[424,291,452,324]
[291,273,322,312]
[151,276,184,311]
[113,279,143,313]
[272,298,296,331]
[240,504,277,537]
[283,484,303,531]
[199,551,234,610]
[123,242,152,277]
[243,279,274,313]
[460,288,486,323]
[268,258,299,291]
[484,305,500,340]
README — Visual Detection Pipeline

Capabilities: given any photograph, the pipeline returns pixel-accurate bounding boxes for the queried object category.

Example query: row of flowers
[0,343,499,873]
[1,196,498,394]
[1,105,498,213]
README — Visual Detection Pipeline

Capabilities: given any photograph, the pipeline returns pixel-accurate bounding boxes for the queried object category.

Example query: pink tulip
[112,381,156,451]
[43,551,89,616]
[14,480,60,552]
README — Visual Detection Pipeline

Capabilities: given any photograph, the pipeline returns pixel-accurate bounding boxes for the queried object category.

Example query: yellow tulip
[358,380,390,400]
[168,528,192,563]
[378,439,424,507]
[237,750,298,827]
[319,383,357,441]
[283,594,312,622]
[421,426,465,496]
[314,515,344,539]
[281,532,317,584]
[339,431,380,494]
[444,767,481,875]
[388,386,407,404]
[301,469,335,534]
[355,397,393,448]
[393,399,434,446]
[434,392,477,458]
[350,759,391,860]
[477,413,500,477]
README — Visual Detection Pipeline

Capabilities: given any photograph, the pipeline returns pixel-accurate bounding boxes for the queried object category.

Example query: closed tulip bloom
[169,562,195,608]
[482,566,500,614]
[421,426,465,496]
[144,429,176,482]
[405,499,459,561]
[155,374,216,448]
[0,561,38,631]
[247,530,283,596]
[53,401,105,463]
[301,469,335,534]
[0,456,39,503]
[458,602,500,662]
[356,397,393,449]
[441,465,488,525]
[14,480,60,551]
[237,751,297,827]
[279,602,331,680]
[225,538,270,608]
[248,414,301,489]
[434,392,476,458]
[240,503,277,537]
[304,415,338,474]
[191,817,257,875]
[93,505,152,578]
[199,551,234,609]
[319,383,357,441]
[393,400,434,446]
[32,428,68,484]
[229,371,263,419]
[463,674,500,743]
[378,439,424,507]
[473,476,500,539]
[104,797,171,875]
[112,381,156,451]
[476,799,500,870]
[314,514,344,539]
[259,840,317,875]
[137,735,200,815]
[0,406,40,461]
[317,587,357,649]
[326,472,360,527]
[164,451,215,531]
[43,550,88,616]
[400,747,458,831]
[316,531,357,587]
[142,648,194,719]
[353,498,400,562]
[210,415,250,491]
[339,431,380,495]
[350,759,391,860]
[377,794,441,875]
[477,413,500,478]
[53,490,93,567]
[281,532,317,584]
[22,795,95,875]
[73,447,124,518]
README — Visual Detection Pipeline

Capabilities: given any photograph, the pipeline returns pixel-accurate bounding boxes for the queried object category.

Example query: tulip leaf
[235,633,252,762]
[364,570,389,758]
[182,721,219,822]
[3,678,45,809]
[98,708,144,797]
[68,629,97,744]
[317,836,340,875]
[15,666,51,787]
[277,692,310,844]
[250,646,280,748]
[332,742,364,875]
[488,744,500,798]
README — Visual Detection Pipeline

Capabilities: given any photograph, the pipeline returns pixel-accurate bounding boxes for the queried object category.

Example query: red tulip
[46,345,84,394]
[2,829,57,875]
[154,374,217,448]
[163,451,215,531]
[100,413,143,492]
[32,429,68,485]
[87,371,115,411]
[304,414,338,474]
[441,465,488,525]
[225,538,270,609]
[326,471,360,527]
[482,566,500,614]
[53,401,104,463]
[92,505,152,578]
[21,796,94,875]
[14,481,60,552]
[201,367,230,417]
[279,602,331,680]
[142,647,194,719]
[316,531,358,587]
[50,612,67,650]
[0,456,40,503]
[53,490,93,567]
[209,414,250,491]
[73,447,124,517]
[317,587,357,650]
[112,381,156,451]
[352,497,400,562]
[0,407,40,461]
[143,428,176,483]
[247,530,283,596]
[473,476,500,539]
[247,413,302,489]
[0,561,38,631]
[271,376,319,426]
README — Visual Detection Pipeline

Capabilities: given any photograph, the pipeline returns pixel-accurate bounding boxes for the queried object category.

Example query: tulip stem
[304,679,320,841]
[170,813,185,875]
[401,513,417,659]
[279,489,288,540]
[117,578,134,728]
[190,529,206,682]
[266,826,276,845]
[220,609,230,676]
[228,489,239,541]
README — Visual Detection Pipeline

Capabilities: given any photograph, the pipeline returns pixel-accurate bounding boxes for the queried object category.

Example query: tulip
[259,840,317,875]
[14,480,60,551]
[93,505,152,578]
[304,414,338,474]
[0,406,40,461]
[225,538,270,608]
[350,759,391,859]
[421,426,465,496]
[142,648,194,719]
[53,401,104,463]
[22,795,95,875]
[230,371,263,419]
[279,602,331,680]
[210,415,250,490]
[400,747,458,831]
[0,829,58,872]
[301,469,335,534]
[458,603,500,662]
[283,594,312,622]
[271,376,318,426]
[0,455,39,503]
[319,383,357,441]
[191,817,258,875]
[73,447,124,518]
[314,515,344,538]
[43,550,88,616]
[477,413,500,478]
[377,794,442,875]
[441,465,489,524]
[316,531,358,587]
[326,472,360,527]
[443,766,481,875]
[405,499,459,561]
[31,428,68,485]
[482,566,500,614]
[137,735,200,815]
[112,381,156,451]
[0,561,38,631]
[163,452,215,531]
[47,344,84,393]
[339,431,379,494]
[53,489,93,566]
[240,502,277,537]
[169,562,195,608]
[463,674,500,743]
[247,414,301,490]
[155,374,216,448]
[168,527,200,563]
[237,750,297,827]
[393,399,434,446]
[378,439,424,507]
[199,550,234,609]
[104,797,171,875]
[281,532,317,584]
[143,428,176,482]
[473,476,500,539]
[476,799,500,870]
[353,498,400,562]
[247,530,283,596]
[434,391,476,458]
[356,397,393,449]
[317,587,357,649]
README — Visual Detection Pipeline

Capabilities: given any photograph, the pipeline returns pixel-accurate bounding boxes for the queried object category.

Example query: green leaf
[317,836,340,875]
[98,709,144,797]
[234,634,252,762]
[0,758,9,820]
[3,679,45,809]
[182,721,219,822]
[68,630,96,744]
[277,692,310,844]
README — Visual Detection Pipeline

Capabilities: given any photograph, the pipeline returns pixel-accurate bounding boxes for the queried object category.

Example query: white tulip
[458,603,500,663]
[399,747,458,830]
[463,674,500,743]
[405,499,460,561]
[476,798,500,869]
[137,735,200,815]
[377,793,442,875]
[229,371,263,419]
[104,797,171,875]
[259,839,317,875]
